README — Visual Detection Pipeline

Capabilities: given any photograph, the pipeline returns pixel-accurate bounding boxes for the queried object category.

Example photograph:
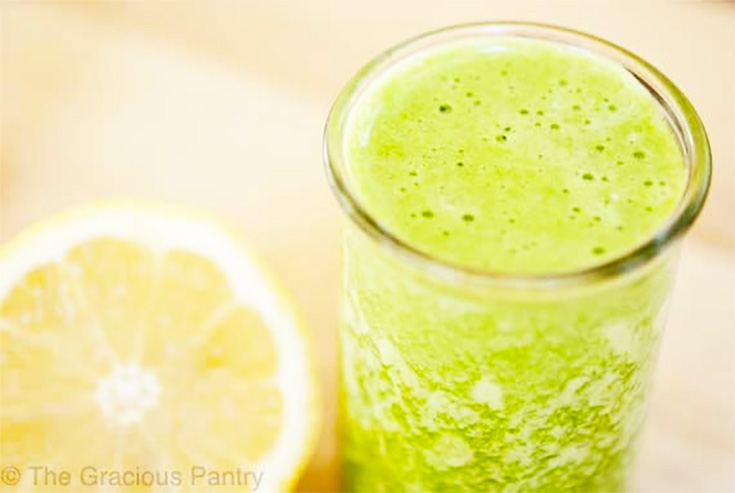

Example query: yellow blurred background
[1,2,733,492]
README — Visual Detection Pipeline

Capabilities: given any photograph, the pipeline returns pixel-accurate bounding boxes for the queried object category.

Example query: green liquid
[347,39,685,273]
[340,37,685,491]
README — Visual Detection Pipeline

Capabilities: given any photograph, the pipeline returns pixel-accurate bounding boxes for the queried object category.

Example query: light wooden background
[1,2,733,492]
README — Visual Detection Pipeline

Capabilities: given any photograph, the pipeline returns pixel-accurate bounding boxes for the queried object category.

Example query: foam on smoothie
[346,38,686,274]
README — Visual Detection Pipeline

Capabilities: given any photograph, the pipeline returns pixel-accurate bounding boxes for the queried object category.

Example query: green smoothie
[346,38,685,274]
[330,30,693,492]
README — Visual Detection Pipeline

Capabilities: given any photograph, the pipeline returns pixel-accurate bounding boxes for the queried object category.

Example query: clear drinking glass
[324,23,710,492]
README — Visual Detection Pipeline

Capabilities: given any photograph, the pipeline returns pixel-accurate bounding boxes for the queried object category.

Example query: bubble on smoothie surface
[345,37,687,274]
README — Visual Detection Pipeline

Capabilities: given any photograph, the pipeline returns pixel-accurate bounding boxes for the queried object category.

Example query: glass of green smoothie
[324,23,710,492]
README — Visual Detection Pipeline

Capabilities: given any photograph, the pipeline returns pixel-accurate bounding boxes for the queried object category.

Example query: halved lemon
[0,202,319,492]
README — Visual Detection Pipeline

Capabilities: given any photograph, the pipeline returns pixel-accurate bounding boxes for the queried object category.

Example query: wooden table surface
[1,2,733,492]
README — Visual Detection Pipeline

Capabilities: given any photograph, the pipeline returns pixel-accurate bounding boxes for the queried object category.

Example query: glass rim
[324,21,711,290]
